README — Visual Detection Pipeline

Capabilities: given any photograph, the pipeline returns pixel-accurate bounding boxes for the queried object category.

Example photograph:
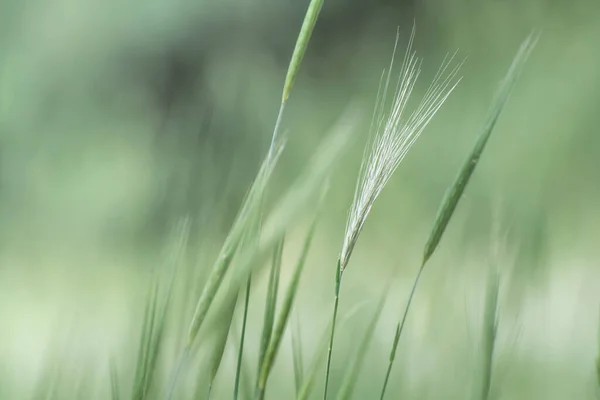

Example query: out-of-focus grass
[0,0,600,399]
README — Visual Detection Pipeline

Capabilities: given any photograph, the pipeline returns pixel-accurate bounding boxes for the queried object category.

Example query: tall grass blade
[109,360,120,400]
[206,292,240,395]
[297,303,368,400]
[379,265,424,400]
[132,272,174,400]
[187,142,285,348]
[234,277,253,400]
[422,32,539,265]
[323,259,342,400]
[205,106,360,335]
[480,263,500,400]
[282,0,325,102]
[291,313,305,396]
[297,323,332,400]
[596,309,600,396]
[206,182,265,398]
[257,237,285,377]
[336,289,388,400]
[257,200,323,399]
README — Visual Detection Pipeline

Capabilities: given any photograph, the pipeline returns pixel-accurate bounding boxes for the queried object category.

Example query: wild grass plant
[5,0,555,398]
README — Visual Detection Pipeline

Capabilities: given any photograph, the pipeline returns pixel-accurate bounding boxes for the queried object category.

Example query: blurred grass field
[0,0,600,399]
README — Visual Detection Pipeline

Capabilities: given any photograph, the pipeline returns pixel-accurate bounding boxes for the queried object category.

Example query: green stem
[267,102,286,163]
[165,345,191,400]
[323,260,342,400]
[233,277,252,400]
[380,262,426,400]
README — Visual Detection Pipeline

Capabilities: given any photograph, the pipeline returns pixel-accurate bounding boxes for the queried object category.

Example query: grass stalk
[186,144,284,349]
[379,33,539,399]
[422,32,539,265]
[297,303,367,400]
[281,0,325,103]
[233,277,252,400]
[596,309,600,397]
[336,288,388,400]
[379,264,425,400]
[257,237,285,378]
[206,293,240,396]
[323,260,342,400]
[480,263,500,400]
[291,313,305,396]
[256,205,322,399]
[109,361,120,400]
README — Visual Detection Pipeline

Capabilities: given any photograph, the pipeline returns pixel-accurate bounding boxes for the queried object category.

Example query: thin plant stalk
[379,264,425,400]
[379,32,539,399]
[422,32,539,265]
[297,303,367,400]
[336,288,388,400]
[596,309,600,397]
[323,260,341,400]
[203,108,358,344]
[167,0,332,394]
[256,205,322,399]
[186,144,284,350]
[269,0,324,157]
[233,277,252,400]
[109,361,120,400]
[207,293,240,395]
[291,312,305,396]
[257,237,285,378]
[480,264,500,400]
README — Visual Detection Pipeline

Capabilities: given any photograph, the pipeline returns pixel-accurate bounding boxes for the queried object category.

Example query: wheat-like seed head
[339,25,462,273]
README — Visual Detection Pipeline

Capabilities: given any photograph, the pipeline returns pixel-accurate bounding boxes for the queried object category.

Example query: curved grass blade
[422,32,539,265]
[336,289,388,400]
[256,204,323,399]
[206,292,240,397]
[187,142,285,349]
[203,106,360,340]
[480,262,500,400]
[292,312,305,396]
[297,302,369,400]
[282,0,325,102]
[297,323,332,400]
[596,309,600,396]
[257,236,285,378]
[323,259,342,400]
[233,277,253,400]
[109,360,120,400]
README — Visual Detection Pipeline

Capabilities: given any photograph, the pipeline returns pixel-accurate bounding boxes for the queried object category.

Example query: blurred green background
[1,0,599,398]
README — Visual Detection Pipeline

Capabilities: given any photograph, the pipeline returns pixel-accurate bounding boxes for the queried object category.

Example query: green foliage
[10,0,596,398]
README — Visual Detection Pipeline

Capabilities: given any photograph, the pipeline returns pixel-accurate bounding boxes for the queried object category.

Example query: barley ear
[423,32,539,265]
